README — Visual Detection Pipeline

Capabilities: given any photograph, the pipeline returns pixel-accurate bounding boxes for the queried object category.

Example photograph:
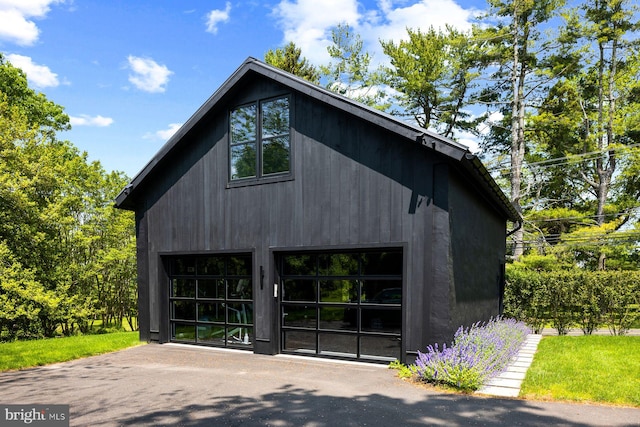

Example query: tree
[525,0,640,269]
[89,171,137,331]
[381,25,484,138]
[0,242,61,340]
[264,42,320,84]
[0,53,69,137]
[320,23,388,109]
[575,0,639,266]
[479,0,567,259]
[0,55,137,339]
[577,0,639,221]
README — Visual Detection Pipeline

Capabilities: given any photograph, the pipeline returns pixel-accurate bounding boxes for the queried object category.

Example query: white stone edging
[475,334,543,398]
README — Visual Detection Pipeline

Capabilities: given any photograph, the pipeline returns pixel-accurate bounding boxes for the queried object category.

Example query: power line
[490,153,636,175]
[514,230,640,246]
[524,209,638,223]
[521,231,640,239]
[485,142,640,173]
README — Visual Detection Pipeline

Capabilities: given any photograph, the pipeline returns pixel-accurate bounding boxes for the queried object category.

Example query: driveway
[1,344,638,426]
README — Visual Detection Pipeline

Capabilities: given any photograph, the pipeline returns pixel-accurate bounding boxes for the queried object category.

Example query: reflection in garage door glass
[280,249,402,362]
[168,254,253,349]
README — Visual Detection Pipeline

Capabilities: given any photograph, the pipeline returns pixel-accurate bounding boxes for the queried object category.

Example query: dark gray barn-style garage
[116,57,520,363]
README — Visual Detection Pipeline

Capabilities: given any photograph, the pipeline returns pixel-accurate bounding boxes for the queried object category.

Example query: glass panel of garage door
[279,249,402,362]
[169,255,253,349]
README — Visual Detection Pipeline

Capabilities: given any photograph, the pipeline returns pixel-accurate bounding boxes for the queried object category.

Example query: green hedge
[504,270,640,335]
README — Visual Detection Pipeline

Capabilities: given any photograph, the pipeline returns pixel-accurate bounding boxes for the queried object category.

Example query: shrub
[546,272,577,335]
[503,270,547,333]
[505,270,640,335]
[601,272,640,335]
[575,273,605,335]
[413,318,530,391]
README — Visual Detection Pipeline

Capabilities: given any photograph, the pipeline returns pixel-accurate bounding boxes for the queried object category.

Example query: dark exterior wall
[426,163,455,347]
[448,170,506,330]
[135,210,150,341]
[131,74,507,360]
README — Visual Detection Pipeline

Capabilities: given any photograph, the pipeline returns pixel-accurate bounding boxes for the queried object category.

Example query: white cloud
[127,55,173,93]
[476,110,504,136]
[456,133,480,153]
[156,123,182,140]
[205,2,231,34]
[0,9,39,45]
[361,0,479,65]
[273,0,360,64]
[452,110,504,153]
[272,0,481,66]
[6,54,59,88]
[69,114,114,127]
[144,123,183,141]
[0,0,63,45]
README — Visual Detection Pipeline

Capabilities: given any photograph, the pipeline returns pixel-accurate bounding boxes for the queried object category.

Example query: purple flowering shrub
[414,317,530,391]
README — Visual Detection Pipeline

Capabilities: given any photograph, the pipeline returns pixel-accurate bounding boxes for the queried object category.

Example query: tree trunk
[594,36,618,270]
[510,6,527,260]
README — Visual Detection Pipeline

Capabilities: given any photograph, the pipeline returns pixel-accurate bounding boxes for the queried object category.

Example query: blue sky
[0,0,488,178]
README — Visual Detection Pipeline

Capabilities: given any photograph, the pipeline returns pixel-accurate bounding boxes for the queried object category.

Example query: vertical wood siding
[134,77,504,359]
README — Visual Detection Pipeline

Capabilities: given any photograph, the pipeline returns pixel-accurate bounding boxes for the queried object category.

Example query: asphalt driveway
[1,343,638,426]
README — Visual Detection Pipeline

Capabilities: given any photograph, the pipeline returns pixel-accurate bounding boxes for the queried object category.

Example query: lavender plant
[414,317,530,391]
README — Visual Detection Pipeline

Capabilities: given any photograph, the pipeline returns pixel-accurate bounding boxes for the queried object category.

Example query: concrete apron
[475,334,543,398]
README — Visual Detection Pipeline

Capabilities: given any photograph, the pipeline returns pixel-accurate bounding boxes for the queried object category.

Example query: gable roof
[115,57,520,222]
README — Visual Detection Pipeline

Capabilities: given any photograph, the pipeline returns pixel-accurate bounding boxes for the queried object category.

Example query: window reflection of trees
[230,104,256,142]
[230,97,290,179]
[230,104,257,179]
[231,144,257,179]
[262,98,289,137]
[262,137,289,175]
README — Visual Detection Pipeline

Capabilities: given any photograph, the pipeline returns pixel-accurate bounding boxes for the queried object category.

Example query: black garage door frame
[276,247,404,363]
[165,253,254,350]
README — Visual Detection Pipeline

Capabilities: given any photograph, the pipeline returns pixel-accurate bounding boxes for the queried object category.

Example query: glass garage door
[168,254,253,349]
[279,249,402,362]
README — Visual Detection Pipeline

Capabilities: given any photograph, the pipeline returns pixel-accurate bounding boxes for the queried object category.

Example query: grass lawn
[520,335,640,407]
[87,318,137,333]
[0,332,143,372]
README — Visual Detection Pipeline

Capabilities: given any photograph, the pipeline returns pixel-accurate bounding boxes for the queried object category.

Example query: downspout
[507,199,523,238]
[507,220,522,237]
